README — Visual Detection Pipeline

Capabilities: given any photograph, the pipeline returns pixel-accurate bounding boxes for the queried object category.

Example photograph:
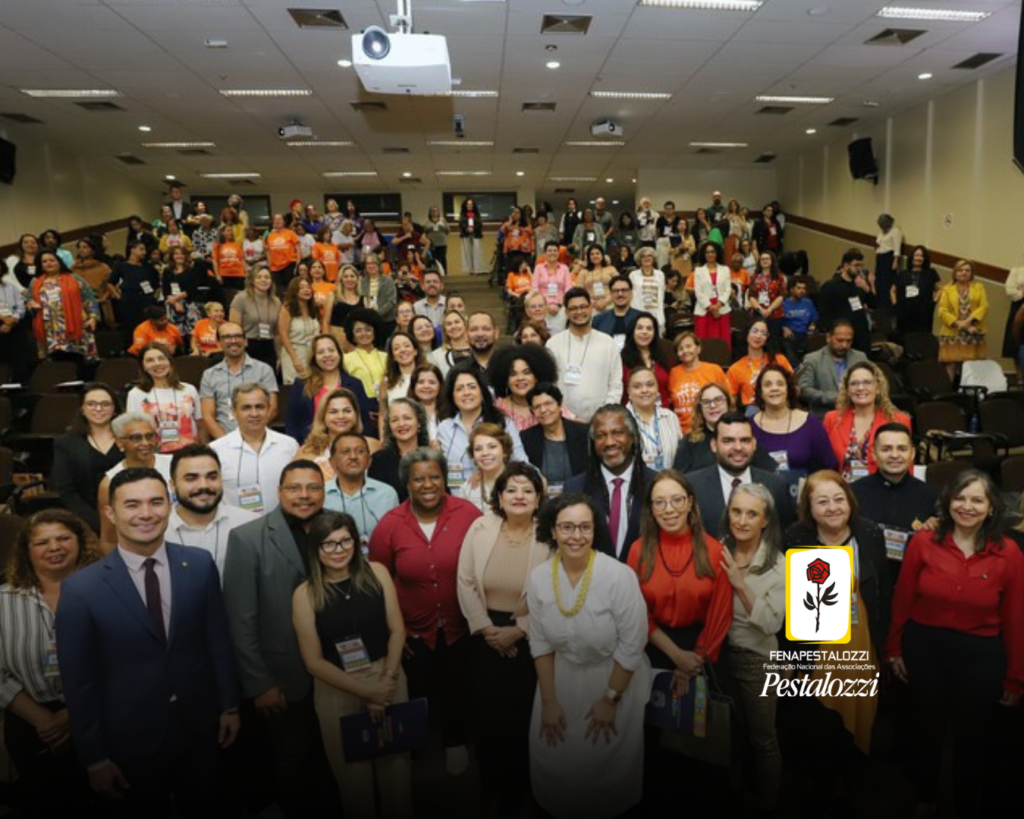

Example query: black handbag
[655,664,735,768]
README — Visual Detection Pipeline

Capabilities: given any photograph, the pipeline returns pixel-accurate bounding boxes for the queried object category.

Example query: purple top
[752,413,838,474]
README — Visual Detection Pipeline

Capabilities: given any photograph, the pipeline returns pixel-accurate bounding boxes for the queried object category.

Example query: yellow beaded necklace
[552,550,596,618]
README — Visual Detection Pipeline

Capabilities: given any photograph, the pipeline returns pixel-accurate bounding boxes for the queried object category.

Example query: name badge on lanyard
[448,463,466,490]
[237,484,264,513]
[905,285,920,299]
[140,281,154,295]
[850,590,860,626]
[770,450,790,471]
[884,527,910,561]
[564,364,583,385]
[258,322,272,340]
[848,296,863,312]
[335,636,372,673]
[159,419,180,445]
[845,458,869,482]
[43,638,60,679]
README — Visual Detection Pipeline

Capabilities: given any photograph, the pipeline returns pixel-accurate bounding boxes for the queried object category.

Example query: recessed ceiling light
[546,61,561,69]
[165,174,177,180]
[605,178,614,183]
[589,91,672,100]
[143,142,216,148]
[451,90,499,98]
[204,39,229,49]
[402,171,412,178]
[549,176,597,182]
[219,89,313,97]
[918,72,933,80]
[322,171,378,177]
[755,95,834,104]
[285,141,354,147]
[427,140,495,147]
[631,178,637,183]
[877,6,991,22]
[436,170,492,176]
[639,0,763,10]
[862,99,881,108]
[515,170,525,176]
[21,89,121,98]
[806,128,817,134]
[138,125,152,132]
[688,141,749,148]
[564,140,626,147]
[337,59,353,68]
[199,172,261,179]
[807,6,832,15]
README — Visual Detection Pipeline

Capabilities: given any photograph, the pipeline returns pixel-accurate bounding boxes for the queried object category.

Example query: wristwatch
[603,687,622,704]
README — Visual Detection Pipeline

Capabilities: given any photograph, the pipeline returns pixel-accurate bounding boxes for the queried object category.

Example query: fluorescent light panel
[199,172,261,179]
[322,171,378,177]
[589,91,671,100]
[286,141,354,147]
[451,90,499,98]
[21,89,121,98]
[564,141,626,147]
[435,171,491,176]
[549,176,597,182]
[688,141,748,148]
[639,0,762,10]
[427,140,494,147]
[219,89,312,97]
[143,142,216,148]
[876,6,991,22]
[756,95,834,104]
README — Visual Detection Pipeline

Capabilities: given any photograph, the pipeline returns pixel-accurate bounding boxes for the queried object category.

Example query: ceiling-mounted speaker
[1014,11,1024,172]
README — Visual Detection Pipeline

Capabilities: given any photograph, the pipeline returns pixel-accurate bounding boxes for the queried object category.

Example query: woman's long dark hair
[936,468,1006,554]
[136,343,182,391]
[441,363,504,425]
[384,331,425,390]
[622,312,671,370]
[71,382,123,435]
[636,470,714,583]
[303,512,381,612]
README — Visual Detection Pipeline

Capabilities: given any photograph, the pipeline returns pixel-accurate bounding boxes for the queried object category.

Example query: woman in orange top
[311,225,342,283]
[308,260,336,312]
[505,260,533,301]
[502,206,535,274]
[213,227,246,283]
[191,302,225,356]
[668,331,729,434]
[627,470,733,690]
[265,212,300,295]
[726,319,792,408]
[824,361,912,483]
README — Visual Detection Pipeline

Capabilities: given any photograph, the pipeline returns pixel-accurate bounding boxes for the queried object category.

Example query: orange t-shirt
[726,354,793,406]
[192,319,221,355]
[667,362,730,433]
[505,270,533,298]
[129,320,183,356]
[311,282,335,309]
[214,242,246,280]
[312,242,342,282]
[266,229,299,272]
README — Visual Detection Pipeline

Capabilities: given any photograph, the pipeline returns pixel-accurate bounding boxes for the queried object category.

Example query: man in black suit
[563,404,656,560]
[687,411,792,539]
[521,383,590,494]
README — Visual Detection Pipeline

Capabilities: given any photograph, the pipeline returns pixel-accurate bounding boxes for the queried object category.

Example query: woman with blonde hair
[298,387,379,480]
[937,259,988,380]
[229,265,281,369]
[327,264,363,349]
[824,361,911,483]
[427,308,473,378]
[453,422,516,513]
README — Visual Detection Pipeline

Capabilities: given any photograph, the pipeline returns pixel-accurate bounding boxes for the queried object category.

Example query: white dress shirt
[118,543,172,629]
[718,465,753,505]
[167,503,259,580]
[601,462,634,558]
[211,428,300,514]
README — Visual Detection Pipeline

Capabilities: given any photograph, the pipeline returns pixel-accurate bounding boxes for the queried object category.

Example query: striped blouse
[0,585,63,708]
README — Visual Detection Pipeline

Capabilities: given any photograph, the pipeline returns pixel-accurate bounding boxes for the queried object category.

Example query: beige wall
[0,126,153,246]
[637,167,778,213]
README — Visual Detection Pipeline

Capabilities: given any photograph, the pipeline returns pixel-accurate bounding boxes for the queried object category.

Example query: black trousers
[403,627,472,748]
[903,620,1005,817]
[245,338,278,372]
[3,701,91,818]
[272,263,297,297]
[470,611,535,806]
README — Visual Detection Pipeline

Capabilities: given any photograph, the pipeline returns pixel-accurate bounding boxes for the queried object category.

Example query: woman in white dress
[279,277,321,386]
[528,493,651,819]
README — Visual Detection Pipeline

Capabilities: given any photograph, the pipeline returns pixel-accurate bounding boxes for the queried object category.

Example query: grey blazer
[795,346,868,415]
[222,508,311,702]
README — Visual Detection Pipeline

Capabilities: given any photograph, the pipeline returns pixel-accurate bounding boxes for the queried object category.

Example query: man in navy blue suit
[56,467,240,816]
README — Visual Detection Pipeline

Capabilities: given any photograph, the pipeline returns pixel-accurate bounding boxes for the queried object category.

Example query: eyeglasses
[848,379,876,389]
[556,522,594,536]
[749,327,769,337]
[610,288,631,295]
[84,401,114,409]
[123,432,158,444]
[652,495,689,512]
[320,537,355,553]
[701,396,726,407]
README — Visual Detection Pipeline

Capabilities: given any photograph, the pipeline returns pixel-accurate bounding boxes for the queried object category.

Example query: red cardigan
[822,407,912,476]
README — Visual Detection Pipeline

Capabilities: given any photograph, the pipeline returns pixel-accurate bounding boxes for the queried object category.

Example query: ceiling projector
[352,27,451,95]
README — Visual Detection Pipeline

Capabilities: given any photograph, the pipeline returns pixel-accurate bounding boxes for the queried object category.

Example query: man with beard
[796,319,868,416]
[563,404,654,561]
[687,411,792,539]
[167,443,258,579]
[466,311,500,377]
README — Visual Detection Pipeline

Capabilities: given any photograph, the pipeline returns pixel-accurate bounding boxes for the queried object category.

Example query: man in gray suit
[687,412,792,540]
[222,459,340,816]
[796,319,867,416]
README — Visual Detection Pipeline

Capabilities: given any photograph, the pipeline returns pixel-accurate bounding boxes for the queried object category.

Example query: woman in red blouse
[746,250,787,339]
[887,469,1024,819]
[627,470,733,690]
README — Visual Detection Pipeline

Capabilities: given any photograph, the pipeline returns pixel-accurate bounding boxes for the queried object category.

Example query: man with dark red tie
[56,467,240,816]
[563,404,656,560]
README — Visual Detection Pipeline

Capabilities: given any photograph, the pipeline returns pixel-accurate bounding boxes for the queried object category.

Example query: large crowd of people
[1,188,1023,819]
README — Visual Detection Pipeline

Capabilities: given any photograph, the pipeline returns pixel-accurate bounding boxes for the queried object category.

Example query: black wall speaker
[848,137,878,183]
[1014,7,1024,172]
[0,138,14,185]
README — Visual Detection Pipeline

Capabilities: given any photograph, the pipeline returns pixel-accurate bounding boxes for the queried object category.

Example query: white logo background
[787,547,852,643]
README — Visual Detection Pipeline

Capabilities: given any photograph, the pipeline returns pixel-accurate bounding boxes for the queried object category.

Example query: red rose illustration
[806,558,831,585]
[802,557,838,634]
